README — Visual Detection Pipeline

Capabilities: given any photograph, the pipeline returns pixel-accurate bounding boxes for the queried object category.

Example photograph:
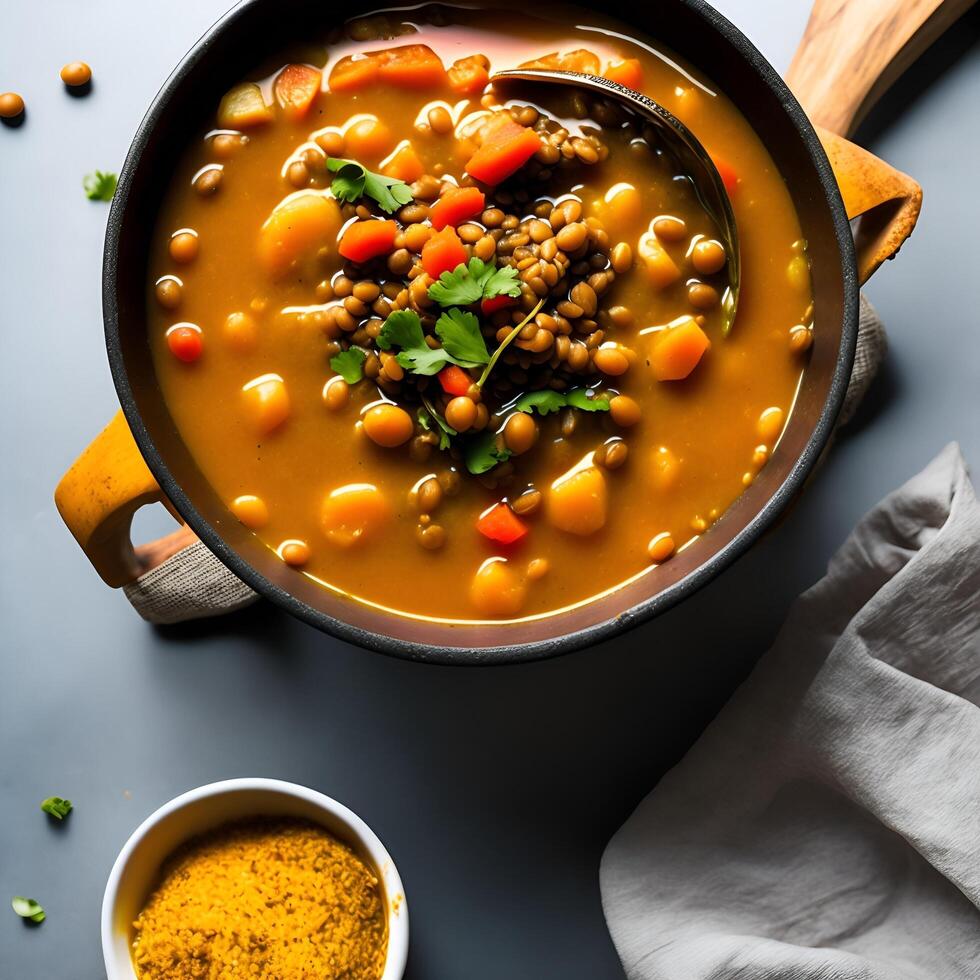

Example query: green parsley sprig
[40,797,73,821]
[377,308,490,375]
[330,348,367,384]
[327,157,413,214]
[12,897,45,924]
[83,170,117,201]
[513,388,610,415]
[427,258,521,307]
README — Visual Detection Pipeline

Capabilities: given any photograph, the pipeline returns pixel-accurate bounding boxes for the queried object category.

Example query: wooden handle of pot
[786,0,973,281]
[55,411,195,587]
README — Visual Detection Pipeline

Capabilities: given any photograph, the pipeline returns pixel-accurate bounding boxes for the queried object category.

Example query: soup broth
[148,4,813,622]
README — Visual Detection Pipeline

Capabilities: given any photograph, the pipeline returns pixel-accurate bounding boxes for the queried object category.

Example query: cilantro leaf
[377,310,454,375]
[435,308,490,366]
[83,170,117,201]
[327,157,413,214]
[12,897,45,924]
[565,388,611,412]
[427,257,521,307]
[514,390,567,415]
[464,431,513,475]
[40,797,72,821]
[330,348,367,384]
[418,401,456,451]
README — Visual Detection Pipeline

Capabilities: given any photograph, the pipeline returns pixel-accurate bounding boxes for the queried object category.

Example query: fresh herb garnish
[377,310,455,375]
[428,258,521,307]
[40,797,72,821]
[464,430,514,475]
[330,348,367,384]
[419,396,456,450]
[12,897,45,924]
[327,157,413,214]
[83,170,117,201]
[476,298,545,388]
[513,387,611,416]
[434,308,490,367]
[565,388,611,412]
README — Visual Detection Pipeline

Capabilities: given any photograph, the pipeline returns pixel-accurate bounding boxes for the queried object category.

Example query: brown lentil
[155,277,182,310]
[653,215,687,242]
[427,105,453,134]
[647,533,676,563]
[416,477,443,513]
[593,346,630,376]
[688,282,719,310]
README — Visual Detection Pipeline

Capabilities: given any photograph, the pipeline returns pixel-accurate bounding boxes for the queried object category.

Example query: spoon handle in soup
[786,0,975,137]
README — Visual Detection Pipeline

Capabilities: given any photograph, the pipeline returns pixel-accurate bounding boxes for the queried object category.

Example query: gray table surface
[2,2,978,976]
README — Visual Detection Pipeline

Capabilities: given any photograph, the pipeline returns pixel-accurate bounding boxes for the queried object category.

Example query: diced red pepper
[465,115,542,186]
[339,219,399,263]
[711,155,738,197]
[167,326,203,363]
[480,295,518,316]
[429,186,486,231]
[273,64,322,121]
[476,502,528,545]
[438,365,472,397]
[421,226,468,279]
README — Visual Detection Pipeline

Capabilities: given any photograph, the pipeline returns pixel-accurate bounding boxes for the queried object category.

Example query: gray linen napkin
[124,296,886,624]
[600,442,980,979]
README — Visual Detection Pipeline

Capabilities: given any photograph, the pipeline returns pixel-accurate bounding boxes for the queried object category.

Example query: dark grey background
[2,1,978,977]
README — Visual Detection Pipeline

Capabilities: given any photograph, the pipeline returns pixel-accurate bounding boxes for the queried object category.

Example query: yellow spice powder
[131,818,388,980]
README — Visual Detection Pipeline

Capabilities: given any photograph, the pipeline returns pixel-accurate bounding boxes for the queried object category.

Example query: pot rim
[102,0,858,665]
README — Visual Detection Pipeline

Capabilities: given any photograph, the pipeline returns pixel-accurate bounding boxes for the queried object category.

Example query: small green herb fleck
[40,797,72,821]
[513,390,567,415]
[427,258,521,307]
[326,158,413,214]
[12,897,45,924]
[329,348,367,385]
[565,388,611,412]
[464,430,513,475]
[434,308,490,367]
[419,397,456,451]
[83,171,117,202]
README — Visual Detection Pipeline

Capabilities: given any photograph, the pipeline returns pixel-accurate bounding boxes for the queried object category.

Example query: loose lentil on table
[148,3,813,622]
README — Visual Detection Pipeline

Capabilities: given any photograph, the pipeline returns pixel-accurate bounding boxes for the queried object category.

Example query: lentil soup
[148,4,813,622]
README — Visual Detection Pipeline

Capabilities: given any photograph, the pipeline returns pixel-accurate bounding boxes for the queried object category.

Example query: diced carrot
[476,503,528,545]
[421,226,468,279]
[448,55,490,94]
[481,295,518,315]
[465,115,542,186]
[273,64,322,121]
[339,219,399,263]
[438,365,472,397]
[328,55,380,93]
[521,50,601,74]
[603,58,643,91]
[429,186,486,230]
[376,45,447,89]
[381,141,425,183]
[650,317,711,381]
[711,155,738,196]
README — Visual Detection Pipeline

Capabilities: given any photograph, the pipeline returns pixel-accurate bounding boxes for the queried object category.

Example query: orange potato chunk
[638,232,681,289]
[242,374,290,435]
[258,192,341,278]
[547,462,608,536]
[650,317,711,381]
[470,558,527,617]
[217,83,273,129]
[320,483,390,548]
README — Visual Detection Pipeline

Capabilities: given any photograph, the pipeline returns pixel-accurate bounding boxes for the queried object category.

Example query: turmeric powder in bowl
[131,818,388,979]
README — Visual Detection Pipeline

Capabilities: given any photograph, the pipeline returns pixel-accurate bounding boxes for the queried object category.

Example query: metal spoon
[490,69,740,333]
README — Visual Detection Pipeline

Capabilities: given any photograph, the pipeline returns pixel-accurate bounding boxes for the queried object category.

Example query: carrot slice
[650,318,711,381]
[273,64,322,121]
[476,503,528,545]
[603,58,643,91]
[429,186,486,230]
[438,365,472,397]
[329,55,380,92]
[448,55,490,95]
[381,142,426,183]
[376,45,447,89]
[711,155,738,196]
[421,226,468,279]
[521,49,601,74]
[465,115,542,186]
[339,220,399,263]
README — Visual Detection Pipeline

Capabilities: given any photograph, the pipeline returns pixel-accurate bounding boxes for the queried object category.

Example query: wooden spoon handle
[786,0,975,137]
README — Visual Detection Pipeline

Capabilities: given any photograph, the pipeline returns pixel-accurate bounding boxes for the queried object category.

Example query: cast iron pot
[56,0,922,664]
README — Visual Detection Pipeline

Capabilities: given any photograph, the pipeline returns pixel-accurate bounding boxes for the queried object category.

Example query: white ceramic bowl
[102,778,409,979]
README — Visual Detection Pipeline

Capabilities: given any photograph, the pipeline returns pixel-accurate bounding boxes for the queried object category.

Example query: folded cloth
[600,443,980,980]
[123,296,886,625]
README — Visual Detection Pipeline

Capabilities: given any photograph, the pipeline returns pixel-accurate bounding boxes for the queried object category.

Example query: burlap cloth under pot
[123,295,888,625]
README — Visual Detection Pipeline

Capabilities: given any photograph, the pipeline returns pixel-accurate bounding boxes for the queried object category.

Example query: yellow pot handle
[54,410,188,587]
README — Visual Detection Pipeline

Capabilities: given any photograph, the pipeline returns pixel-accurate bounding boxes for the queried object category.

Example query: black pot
[101,0,857,664]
